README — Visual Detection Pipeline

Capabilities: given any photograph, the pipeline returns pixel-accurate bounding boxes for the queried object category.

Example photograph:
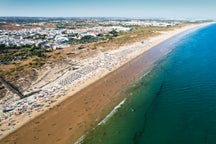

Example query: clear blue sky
[0,0,215,19]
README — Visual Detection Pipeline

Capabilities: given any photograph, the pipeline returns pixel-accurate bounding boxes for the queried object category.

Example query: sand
[0,23,212,144]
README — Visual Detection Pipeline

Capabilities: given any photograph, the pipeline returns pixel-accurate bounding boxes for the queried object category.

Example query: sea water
[82,24,216,144]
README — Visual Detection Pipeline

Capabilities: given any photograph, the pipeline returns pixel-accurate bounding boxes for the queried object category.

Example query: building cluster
[0,26,131,50]
[100,20,179,27]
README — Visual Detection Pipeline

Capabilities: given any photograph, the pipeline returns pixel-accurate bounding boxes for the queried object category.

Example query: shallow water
[82,24,216,144]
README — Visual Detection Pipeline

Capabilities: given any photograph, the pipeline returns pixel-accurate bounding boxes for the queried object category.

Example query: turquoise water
[82,24,216,144]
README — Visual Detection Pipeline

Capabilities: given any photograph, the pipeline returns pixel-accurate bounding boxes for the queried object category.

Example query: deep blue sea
[82,24,216,144]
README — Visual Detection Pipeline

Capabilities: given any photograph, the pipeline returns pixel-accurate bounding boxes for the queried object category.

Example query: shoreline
[75,22,213,144]
[0,23,212,144]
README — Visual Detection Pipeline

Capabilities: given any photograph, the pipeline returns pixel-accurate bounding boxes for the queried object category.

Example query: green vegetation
[29,57,46,68]
[68,31,119,45]
[109,29,118,37]
[0,44,48,64]
[91,25,177,50]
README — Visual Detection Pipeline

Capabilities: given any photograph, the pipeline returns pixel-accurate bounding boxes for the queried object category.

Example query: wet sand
[0,23,210,144]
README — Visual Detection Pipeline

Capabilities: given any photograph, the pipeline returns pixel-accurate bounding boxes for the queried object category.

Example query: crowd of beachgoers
[0,36,154,138]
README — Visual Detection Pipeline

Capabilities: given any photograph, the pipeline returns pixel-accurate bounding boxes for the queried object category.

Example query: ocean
[82,23,216,144]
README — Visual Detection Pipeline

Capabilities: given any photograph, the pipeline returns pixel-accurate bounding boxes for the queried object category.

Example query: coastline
[0,23,212,144]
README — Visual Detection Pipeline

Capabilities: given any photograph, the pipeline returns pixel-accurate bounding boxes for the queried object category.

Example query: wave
[75,134,87,144]
[98,98,127,126]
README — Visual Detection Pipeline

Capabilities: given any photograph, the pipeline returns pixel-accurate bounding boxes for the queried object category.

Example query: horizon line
[0,16,214,20]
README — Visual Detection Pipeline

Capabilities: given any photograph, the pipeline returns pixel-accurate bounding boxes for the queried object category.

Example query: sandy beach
[0,23,211,144]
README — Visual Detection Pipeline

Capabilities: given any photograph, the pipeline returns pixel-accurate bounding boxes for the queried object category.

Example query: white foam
[98,98,127,126]
[74,134,87,144]
[75,98,127,144]
[140,70,151,79]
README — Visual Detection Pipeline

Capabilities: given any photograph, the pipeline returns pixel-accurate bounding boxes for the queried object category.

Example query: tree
[109,29,118,37]
[0,44,6,51]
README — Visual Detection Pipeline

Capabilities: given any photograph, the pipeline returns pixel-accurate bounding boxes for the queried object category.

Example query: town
[0,26,131,63]
[0,18,181,64]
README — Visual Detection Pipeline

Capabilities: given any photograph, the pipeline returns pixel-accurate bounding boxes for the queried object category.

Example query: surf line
[75,98,127,144]
[98,98,127,126]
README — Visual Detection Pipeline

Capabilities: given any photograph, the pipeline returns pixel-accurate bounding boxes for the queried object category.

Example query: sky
[0,0,215,19]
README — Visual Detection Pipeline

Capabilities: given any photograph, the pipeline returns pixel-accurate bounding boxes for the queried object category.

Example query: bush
[109,29,118,37]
